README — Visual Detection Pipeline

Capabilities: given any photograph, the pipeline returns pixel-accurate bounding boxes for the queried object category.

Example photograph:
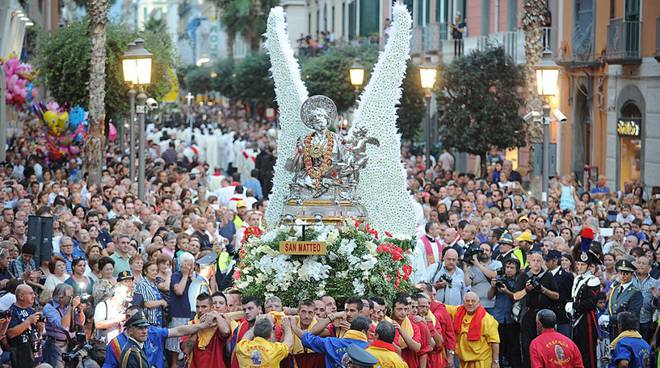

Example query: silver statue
[285,95,379,202]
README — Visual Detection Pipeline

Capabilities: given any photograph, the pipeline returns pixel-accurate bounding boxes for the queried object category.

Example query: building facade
[554,0,660,193]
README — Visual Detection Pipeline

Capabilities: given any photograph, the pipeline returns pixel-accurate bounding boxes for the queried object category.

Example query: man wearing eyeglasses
[42,283,85,368]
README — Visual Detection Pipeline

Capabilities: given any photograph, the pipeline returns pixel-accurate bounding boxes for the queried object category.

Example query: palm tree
[84,0,110,186]
[522,0,546,143]
[213,0,279,57]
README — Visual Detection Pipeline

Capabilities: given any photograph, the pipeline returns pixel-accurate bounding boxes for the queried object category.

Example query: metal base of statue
[279,95,378,227]
[281,198,367,226]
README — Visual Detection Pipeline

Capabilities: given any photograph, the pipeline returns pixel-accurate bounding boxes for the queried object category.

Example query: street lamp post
[419,57,438,172]
[347,60,365,133]
[186,92,194,145]
[122,38,153,200]
[535,68,559,203]
[128,88,136,181]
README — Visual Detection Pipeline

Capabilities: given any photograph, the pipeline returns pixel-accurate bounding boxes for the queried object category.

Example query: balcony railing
[439,30,525,65]
[606,18,642,64]
[656,17,660,62]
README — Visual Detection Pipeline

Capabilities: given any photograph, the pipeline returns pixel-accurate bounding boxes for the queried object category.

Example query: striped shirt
[134,278,164,326]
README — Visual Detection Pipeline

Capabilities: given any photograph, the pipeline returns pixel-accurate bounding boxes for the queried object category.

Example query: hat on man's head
[117,270,134,282]
[196,251,218,266]
[343,344,378,368]
[125,310,149,328]
[498,232,514,245]
[615,259,636,273]
[517,215,529,223]
[576,250,602,265]
[544,250,562,261]
[580,227,595,252]
[516,230,533,243]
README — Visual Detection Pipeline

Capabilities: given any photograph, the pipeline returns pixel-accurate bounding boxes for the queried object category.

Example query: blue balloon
[26,83,34,103]
[69,106,85,130]
[74,133,84,143]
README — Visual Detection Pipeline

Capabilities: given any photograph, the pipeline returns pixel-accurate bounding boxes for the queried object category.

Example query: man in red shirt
[390,295,422,368]
[415,293,444,367]
[530,309,584,368]
[181,293,231,368]
[417,281,456,367]
[410,295,433,368]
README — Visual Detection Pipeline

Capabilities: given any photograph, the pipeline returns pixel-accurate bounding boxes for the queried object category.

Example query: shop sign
[616,119,641,137]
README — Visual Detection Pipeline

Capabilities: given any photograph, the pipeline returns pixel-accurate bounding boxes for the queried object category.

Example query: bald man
[444,292,500,368]
[434,248,466,306]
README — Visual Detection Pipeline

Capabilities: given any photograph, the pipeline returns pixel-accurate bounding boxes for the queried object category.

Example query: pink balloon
[108,122,117,141]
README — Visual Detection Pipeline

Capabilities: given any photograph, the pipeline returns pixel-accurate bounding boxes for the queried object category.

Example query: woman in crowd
[129,253,144,284]
[43,256,69,293]
[65,257,94,298]
[134,261,167,326]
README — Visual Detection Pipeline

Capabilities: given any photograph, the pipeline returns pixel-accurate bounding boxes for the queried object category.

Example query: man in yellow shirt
[445,292,500,368]
[366,320,409,368]
[236,314,293,367]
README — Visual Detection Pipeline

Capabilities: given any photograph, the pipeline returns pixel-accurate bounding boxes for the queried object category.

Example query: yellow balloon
[57,112,69,134]
[43,111,58,133]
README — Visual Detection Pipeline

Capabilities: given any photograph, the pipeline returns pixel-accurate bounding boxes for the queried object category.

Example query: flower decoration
[351,3,417,236]
[263,7,310,227]
[236,221,414,306]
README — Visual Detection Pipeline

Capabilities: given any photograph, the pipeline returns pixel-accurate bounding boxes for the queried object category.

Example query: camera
[146,98,159,111]
[494,276,508,289]
[553,109,567,123]
[463,246,484,265]
[0,310,10,319]
[37,314,45,323]
[529,275,542,291]
[438,274,453,288]
[62,343,93,362]
[80,293,93,305]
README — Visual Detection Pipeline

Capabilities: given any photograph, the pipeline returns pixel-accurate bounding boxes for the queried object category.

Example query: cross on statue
[185,92,194,106]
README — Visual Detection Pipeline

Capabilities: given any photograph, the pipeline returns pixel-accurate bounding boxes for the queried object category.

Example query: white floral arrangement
[234,220,415,305]
[263,6,310,227]
[352,3,417,236]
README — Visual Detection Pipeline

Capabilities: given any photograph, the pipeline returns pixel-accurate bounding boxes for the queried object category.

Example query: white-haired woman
[93,281,130,343]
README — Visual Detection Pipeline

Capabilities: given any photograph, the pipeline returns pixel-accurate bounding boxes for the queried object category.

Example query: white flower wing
[352,3,417,236]
[263,7,310,227]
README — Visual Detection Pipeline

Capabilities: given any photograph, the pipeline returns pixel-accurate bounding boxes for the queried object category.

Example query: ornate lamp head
[300,95,338,131]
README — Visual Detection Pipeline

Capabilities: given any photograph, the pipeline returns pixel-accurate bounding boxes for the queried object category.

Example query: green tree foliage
[211,59,237,99]
[143,15,166,34]
[397,62,425,140]
[435,46,526,174]
[301,46,377,114]
[182,45,425,139]
[185,67,213,95]
[232,53,275,106]
[212,0,279,55]
[35,20,176,122]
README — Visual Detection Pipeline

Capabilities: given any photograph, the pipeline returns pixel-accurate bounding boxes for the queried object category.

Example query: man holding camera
[488,257,521,368]
[42,283,86,368]
[464,243,499,313]
[513,252,559,368]
[433,248,465,306]
[7,284,44,368]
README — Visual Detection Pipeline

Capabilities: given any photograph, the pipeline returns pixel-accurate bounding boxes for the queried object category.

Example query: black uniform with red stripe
[569,272,601,368]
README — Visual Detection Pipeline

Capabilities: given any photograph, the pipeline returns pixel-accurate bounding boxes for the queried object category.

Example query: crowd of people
[0,103,658,368]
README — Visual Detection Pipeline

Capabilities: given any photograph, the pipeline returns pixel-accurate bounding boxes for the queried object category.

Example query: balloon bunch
[32,101,90,162]
[2,55,37,110]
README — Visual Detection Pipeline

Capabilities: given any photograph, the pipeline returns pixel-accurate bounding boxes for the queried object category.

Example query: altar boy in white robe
[411,221,444,283]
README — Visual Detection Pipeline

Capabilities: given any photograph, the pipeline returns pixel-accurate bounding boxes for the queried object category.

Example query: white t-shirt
[94,300,122,342]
